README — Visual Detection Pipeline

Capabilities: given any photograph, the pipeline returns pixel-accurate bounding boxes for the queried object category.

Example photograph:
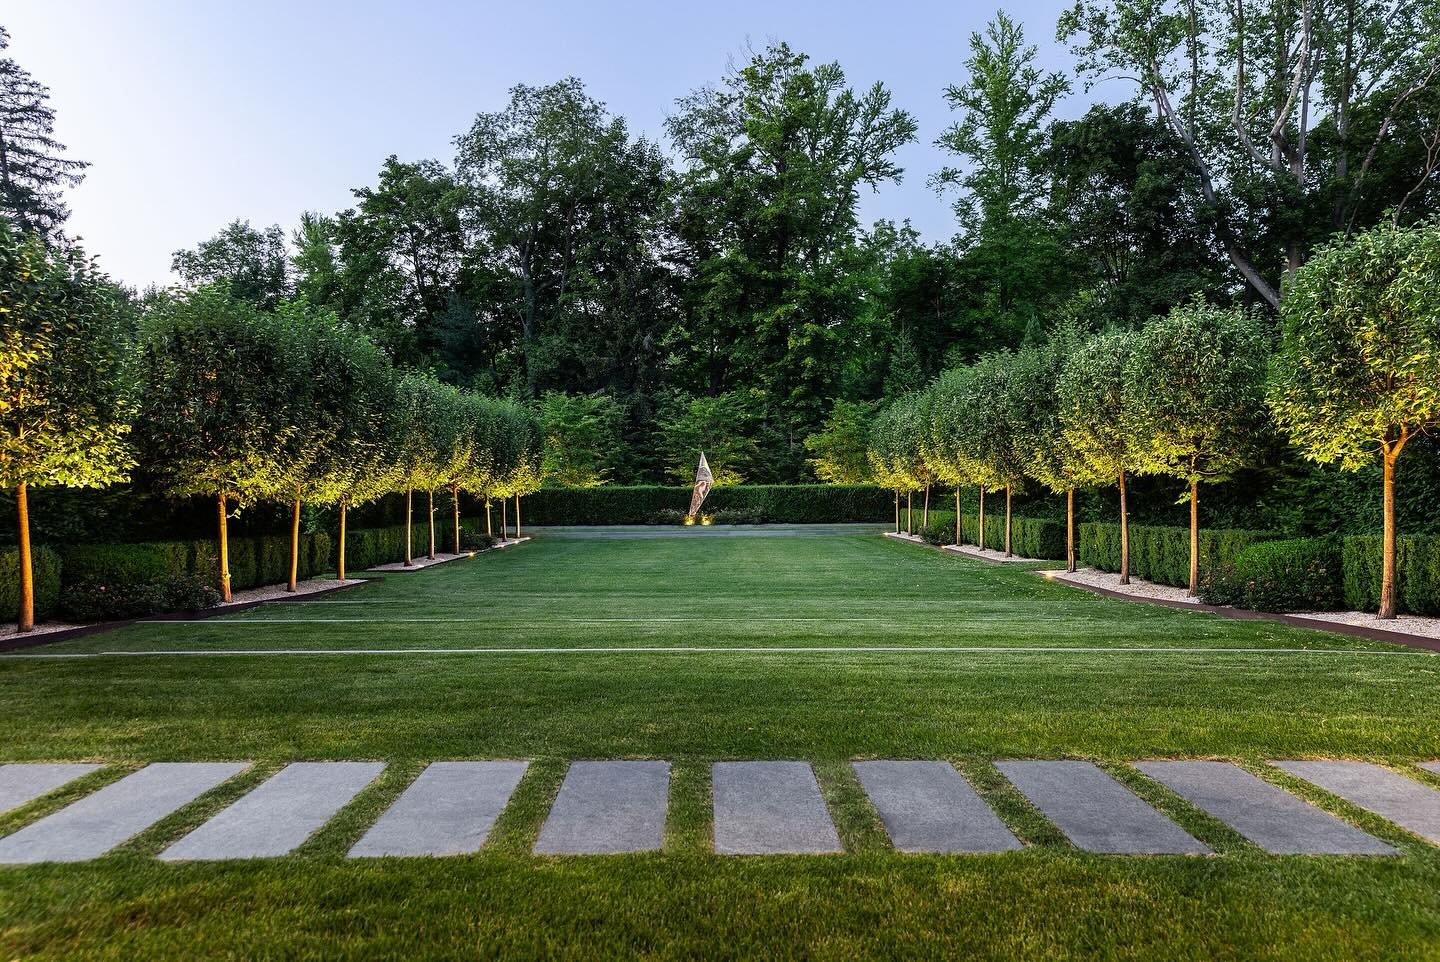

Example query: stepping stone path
[0,763,246,864]
[854,760,1019,853]
[1275,760,1440,846]
[997,760,1210,854]
[713,761,840,854]
[352,761,527,858]
[1135,761,1396,855]
[0,763,103,815]
[535,761,669,854]
[161,762,383,861]
[2,756,1432,863]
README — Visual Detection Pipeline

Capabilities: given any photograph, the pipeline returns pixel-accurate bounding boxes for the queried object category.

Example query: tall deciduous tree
[172,220,292,310]
[922,368,981,545]
[0,28,88,238]
[805,399,880,484]
[0,224,132,629]
[656,391,763,486]
[1058,328,1154,582]
[1269,220,1440,618]
[536,391,625,488]
[961,352,1029,555]
[133,285,301,601]
[1126,301,1271,593]
[868,392,930,533]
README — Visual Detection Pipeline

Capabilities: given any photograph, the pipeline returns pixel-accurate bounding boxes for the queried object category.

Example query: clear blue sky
[8,0,1098,289]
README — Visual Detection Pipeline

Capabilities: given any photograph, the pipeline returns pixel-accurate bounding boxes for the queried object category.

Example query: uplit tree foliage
[537,391,625,488]
[1270,220,1440,618]
[868,392,929,532]
[656,391,762,486]
[0,224,132,629]
[1126,301,1270,593]
[805,400,879,484]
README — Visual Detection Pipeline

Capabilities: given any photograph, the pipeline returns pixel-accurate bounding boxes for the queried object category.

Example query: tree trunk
[15,482,33,632]
[217,492,232,602]
[427,489,436,559]
[906,492,912,534]
[452,485,462,554]
[1380,447,1401,619]
[515,495,522,539]
[404,487,414,566]
[1119,470,1131,585]
[923,484,930,528]
[337,499,348,582]
[1066,488,1076,573]
[1188,480,1200,596]
[1004,485,1013,557]
[978,488,986,551]
[954,487,961,545]
[501,496,509,542]
[893,492,899,533]
[485,499,493,537]
[287,492,301,592]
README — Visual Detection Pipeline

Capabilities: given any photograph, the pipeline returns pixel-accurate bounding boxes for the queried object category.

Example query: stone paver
[713,761,841,854]
[534,761,669,854]
[350,761,528,858]
[1274,760,1440,845]
[1135,761,1395,855]
[0,763,104,815]
[997,760,1210,854]
[161,762,384,860]
[854,760,1020,853]
[1419,762,1440,777]
[0,763,246,863]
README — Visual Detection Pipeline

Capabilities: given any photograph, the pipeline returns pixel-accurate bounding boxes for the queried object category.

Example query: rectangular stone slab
[1274,760,1440,845]
[534,761,669,854]
[350,761,528,858]
[0,763,104,815]
[161,761,384,860]
[0,762,247,863]
[713,761,841,854]
[1136,761,1395,855]
[853,760,1020,853]
[997,760,1210,854]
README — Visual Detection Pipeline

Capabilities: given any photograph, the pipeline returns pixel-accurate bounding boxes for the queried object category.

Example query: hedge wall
[1341,535,1440,616]
[1205,537,1345,612]
[1078,523,1278,588]
[916,510,1065,559]
[520,485,894,525]
[0,546,62,623]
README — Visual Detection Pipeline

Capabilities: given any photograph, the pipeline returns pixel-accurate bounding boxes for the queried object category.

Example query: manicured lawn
[2,531,1439,960]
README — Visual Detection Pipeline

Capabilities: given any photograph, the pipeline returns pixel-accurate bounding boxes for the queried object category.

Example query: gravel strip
[944,544,1054,565]
[1045,567,1205,604]
[218,578,367,605]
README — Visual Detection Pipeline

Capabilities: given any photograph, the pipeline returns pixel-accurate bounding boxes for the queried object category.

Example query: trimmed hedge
[521,485,894,525]
[917,510,1064,559]
[1342,535,1440,616]
[0,545,62,622]
[1204,537,1344,612]
[1079,523,1278,588]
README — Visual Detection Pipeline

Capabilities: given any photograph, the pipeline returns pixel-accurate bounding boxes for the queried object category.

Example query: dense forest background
[4,3,1440,539]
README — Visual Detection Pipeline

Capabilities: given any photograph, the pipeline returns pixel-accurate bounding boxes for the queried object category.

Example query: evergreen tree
[0,27,88,238]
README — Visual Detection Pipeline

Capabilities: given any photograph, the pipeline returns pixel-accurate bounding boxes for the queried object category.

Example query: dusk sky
[7,0,1105,289]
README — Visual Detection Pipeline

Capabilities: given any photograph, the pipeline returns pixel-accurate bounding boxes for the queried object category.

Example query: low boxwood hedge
[0,545,62,623]
[1078,523,1278,588]
[521,485,894,525]
[1201,537,1343,612]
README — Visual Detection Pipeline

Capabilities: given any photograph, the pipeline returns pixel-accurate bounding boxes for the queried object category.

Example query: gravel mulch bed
[368,552,474,572]
[1046,567,1205,604]
[944,544,1057,565]
[217,578,368,606]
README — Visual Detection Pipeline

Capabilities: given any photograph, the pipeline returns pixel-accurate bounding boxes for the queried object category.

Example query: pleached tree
[961,352,1028,556]
[922,368,980,545]
[0,224,133,629]
[868,394,927,534]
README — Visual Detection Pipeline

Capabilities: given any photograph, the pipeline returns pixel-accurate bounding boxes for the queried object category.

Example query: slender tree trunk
[15,483,33,632]
[923,484,930,528]
[515,495,522,539]
[404,487,414,566]
[1004,485,1013,557]
[501,496,509,542]
[1066,488,1076,573]
[485,499,493,537]
[978,488,986,551]
[893,492,899,533]
[1380,446,1402,619]
[337,499,347,582]
[954,487,961,545]
[452,485,462,554]
[288,492,301,592]
[427,489,436,560]
[1188,480,1200,596]
[217,492,232,602]
[1119,470,1131,585]
[906,492,912,534]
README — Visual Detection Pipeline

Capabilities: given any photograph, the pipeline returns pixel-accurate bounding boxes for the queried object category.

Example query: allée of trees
[868,220,1440,620]
[3,221,542,629]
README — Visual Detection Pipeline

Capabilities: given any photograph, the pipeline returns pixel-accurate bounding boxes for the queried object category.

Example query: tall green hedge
[0,546,62,623]
[1078,523,1278,588]
[1342,535,1440,616]
[521,485,894,525]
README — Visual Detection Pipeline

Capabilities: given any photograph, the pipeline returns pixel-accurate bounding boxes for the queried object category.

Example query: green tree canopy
[804,399,879,484]
[172,220,292,310]
[537,391,625,488]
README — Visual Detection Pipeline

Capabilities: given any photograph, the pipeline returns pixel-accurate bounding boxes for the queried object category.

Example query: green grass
[2,532,1439,960]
